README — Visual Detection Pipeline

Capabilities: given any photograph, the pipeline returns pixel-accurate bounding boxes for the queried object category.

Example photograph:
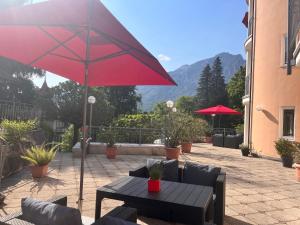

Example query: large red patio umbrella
[0,0,176,208]
[195,105,241,115]
[195,105,241,128]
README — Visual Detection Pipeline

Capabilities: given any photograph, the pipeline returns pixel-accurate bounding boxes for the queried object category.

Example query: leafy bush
[180,115,207,142]
[21,144,58,166]
[235,124,244,134]
[0,120,37,152]
[61,124,74,152]
[113,113,161,128]
[102,127,117,147]
[274,138,296,157]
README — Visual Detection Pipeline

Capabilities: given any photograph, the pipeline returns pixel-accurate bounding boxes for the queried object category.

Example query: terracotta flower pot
[106,146,117,159]
[148,179,160,192]
[294,163,300,182]
[30,164,48,178]
[181,142,192,153]
[165,147,180,160]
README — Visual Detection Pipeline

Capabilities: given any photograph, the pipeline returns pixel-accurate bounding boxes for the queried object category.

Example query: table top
[97,176,213,209]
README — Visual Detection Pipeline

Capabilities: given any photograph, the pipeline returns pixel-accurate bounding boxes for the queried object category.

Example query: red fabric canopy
[195,105,242,115]
[0,0,176,86]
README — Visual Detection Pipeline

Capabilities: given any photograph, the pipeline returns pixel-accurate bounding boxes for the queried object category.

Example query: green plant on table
[274,138,296,157]
[148,162,163,180]
[21,144,58,166]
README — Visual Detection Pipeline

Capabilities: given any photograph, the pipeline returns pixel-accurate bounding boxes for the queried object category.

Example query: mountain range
[137,52,245,111]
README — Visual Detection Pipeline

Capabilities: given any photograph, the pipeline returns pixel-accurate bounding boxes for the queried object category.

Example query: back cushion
[146,159,179,182]
[182,161,221,187]
[21,198,82,225]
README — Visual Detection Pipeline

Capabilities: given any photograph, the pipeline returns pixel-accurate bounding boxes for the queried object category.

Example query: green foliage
[239,144,249,151]
[113,113,160,128]
[102,127,117,147]
[227,66,245,112]
[148,162,163,180]
[105,86,141,117]
[235,124,244,134]
[196,64,212,109]
[164,112,186,148]
[21,144,58,166]
[293,149,300,164]
[0,120,37,151]
[175,96,197,114]
[274,138,296,157]
[180,115,208,142]
[61,124,74,152]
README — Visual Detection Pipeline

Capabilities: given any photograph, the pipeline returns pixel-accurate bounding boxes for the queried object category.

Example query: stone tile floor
[1,143,300,225]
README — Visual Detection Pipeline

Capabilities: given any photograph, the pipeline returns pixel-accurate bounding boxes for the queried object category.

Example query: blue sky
[34,0,248,87]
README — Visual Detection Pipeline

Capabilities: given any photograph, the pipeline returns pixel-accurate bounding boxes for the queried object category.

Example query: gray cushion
[146,159,179,182]
[98,216,137,225]
[182,161,221,187]
[21,198,82,225]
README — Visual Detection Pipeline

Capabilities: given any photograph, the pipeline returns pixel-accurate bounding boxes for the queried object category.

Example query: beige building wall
[251,0,300,157]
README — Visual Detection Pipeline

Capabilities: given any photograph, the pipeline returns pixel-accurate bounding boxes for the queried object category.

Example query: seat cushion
[182,161,221,187]
[146,159,178,182]
[96,216,137,225]
[21,198,82,225]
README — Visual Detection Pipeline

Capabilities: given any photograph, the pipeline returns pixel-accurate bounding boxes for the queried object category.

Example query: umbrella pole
[78,66,89,211]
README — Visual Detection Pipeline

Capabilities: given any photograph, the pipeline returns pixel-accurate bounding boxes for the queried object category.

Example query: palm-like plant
[21,144,58,166]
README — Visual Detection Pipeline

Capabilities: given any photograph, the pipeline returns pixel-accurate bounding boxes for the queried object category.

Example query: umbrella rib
[28,30,83,66]
[49,53,83,63]
[89,50,130,63]
[38,26,84,62]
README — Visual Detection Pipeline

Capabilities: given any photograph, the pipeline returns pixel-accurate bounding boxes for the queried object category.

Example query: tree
[175,96,196,114]
[105,86,141,117]
[210,57,228,106]
[227,66,245,112]
[53,81,114,144]
[196,64,212,109]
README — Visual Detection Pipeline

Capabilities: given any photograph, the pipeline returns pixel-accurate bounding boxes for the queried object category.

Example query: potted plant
[148,162,163,192]
[21,144,57,178]
[104,127,117,159]
[239,144,250,156]
[274,138,296,168]
[164,111,183,160]
[293,143,300,181]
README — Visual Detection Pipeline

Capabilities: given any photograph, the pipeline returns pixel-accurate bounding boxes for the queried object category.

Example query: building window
[282,108,295,138]
[281,34,288,66]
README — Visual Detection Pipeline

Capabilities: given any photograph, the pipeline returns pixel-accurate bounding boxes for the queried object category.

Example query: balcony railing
[287,0,300,73]
[244,75,250,97]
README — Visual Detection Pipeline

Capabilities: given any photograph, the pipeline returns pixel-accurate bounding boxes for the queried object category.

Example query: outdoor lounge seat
[212,134,224,147]
[223,134,243,149]
[128,161,226,225]
[0,196,138,225]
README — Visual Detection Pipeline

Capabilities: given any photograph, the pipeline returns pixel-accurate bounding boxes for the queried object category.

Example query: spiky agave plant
[21,144,58,166]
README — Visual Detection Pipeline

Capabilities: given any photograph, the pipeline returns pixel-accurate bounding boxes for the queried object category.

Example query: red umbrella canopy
[0,0,176,86]
[195,105,241,115]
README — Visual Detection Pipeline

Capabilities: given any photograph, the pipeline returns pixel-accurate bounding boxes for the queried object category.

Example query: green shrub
[0,120,37,152]
[102,127,117,147]
[148,162,163,180]
[274,138,296,157]
[21,144,58,166]
[180,115,207,142]
[235,124,244,134]
[61,124,74,152]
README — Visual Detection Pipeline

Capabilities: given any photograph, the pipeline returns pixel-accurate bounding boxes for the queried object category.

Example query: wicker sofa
[0,196,137,225]
[128,164,226,225]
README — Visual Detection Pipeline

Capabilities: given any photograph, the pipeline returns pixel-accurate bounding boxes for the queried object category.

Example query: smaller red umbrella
[194,105,241,115]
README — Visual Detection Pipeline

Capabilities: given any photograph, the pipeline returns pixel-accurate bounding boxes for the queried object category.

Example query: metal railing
[90,126,164,145]
[213,128,237,136]
[0,100,41,120]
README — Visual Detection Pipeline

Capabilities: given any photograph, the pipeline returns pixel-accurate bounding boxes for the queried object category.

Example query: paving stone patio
[1,143,300,225]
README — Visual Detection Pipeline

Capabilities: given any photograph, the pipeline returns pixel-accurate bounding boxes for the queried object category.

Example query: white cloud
[158,54,171,62]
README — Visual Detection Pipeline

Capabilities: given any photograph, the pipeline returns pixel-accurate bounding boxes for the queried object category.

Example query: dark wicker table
[95,176,213,225]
